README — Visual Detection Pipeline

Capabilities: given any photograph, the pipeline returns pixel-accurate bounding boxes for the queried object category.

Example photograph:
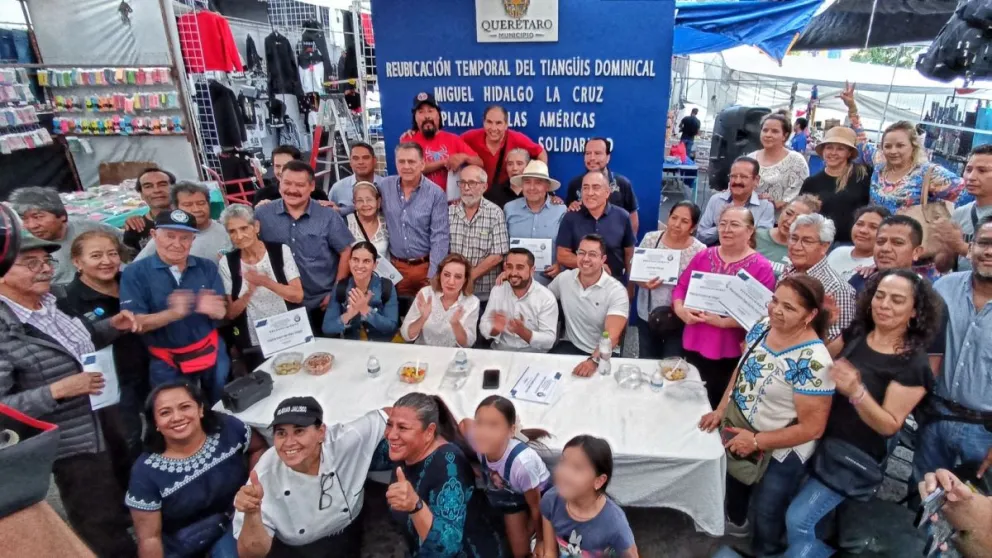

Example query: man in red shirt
[400,92,482,192]
[461,104,547,190]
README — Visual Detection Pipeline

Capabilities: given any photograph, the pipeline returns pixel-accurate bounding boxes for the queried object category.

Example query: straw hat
[815,126,858,156]
[509,160,561,191]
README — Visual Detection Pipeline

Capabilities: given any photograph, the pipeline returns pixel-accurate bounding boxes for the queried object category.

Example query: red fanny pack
[148,330,219,375]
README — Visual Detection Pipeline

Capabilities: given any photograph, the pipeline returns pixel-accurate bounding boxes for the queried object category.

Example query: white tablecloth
[215,339,727,535]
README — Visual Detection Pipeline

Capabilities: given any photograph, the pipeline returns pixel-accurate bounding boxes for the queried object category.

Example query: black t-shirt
[564,170,639,213]
[484,181,524,210]
[122,214,156,255]
[824,331,932,461]
[57,276,150,389]
[680,115,701,140]
[252,182,328,206]
[799,169,871,245]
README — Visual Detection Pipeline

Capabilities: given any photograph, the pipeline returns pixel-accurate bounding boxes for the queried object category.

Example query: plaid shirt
[0,293,95,362]
[782,257,857,340]
[449,199,510,298]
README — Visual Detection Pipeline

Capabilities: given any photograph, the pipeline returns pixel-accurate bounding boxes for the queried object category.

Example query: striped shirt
[378,175,450,277]
[782,257,857,341]
[449,199,510,298]
[255,199,355,308]
[0,293,95,362]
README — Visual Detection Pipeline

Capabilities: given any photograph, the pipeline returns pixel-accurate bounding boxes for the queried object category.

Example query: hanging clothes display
[208,79,247,148]
[177,10,244,73]
[299,20,334,84]
[244,35,263,73]
[264,31,303,97]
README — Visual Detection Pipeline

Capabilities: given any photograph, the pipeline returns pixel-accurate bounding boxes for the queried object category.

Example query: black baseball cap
[411,91,440,112]
[269,396,323,428]
[154,209,198,233]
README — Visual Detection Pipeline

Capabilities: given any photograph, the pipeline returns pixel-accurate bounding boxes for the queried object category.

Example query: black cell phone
[482,369,500,390]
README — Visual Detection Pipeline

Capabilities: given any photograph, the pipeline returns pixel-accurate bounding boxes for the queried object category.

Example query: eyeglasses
[14,256,57,272]
[456,180,485,188]
[576,250,602,258]
[318,472,335,510]
[789,235,824,249]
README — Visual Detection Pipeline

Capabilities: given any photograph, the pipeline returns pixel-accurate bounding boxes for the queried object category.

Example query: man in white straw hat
[503,160,567,286]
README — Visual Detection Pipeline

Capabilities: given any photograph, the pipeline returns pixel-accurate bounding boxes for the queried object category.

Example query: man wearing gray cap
[233,396,389,558]
[8,186,122,286]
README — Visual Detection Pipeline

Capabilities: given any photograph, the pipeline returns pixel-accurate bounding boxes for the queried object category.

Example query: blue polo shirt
[120,253,224,349]
[556,203,636,279]
[934,272,992,412]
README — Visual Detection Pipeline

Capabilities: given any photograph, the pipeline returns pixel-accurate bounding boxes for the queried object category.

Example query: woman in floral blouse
[748,112,810,210]
[841,83,971,214]
[699,275,834,556]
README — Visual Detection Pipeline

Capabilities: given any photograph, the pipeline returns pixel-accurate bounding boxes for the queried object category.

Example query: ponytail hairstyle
[476,395,551,443]
[394,392,473,459]
[563,435,615,495]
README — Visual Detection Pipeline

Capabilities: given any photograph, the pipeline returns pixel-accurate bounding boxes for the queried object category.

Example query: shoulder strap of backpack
[336,280,350,306]
[227,250,242,301]
[503,441,529,482]
[265,242,288,284]
[379,277,392,305]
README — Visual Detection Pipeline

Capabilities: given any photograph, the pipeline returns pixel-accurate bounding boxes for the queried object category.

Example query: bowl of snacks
[398,362,428,384]
[304,352,333,376]
[272,352,303,376]
[658,357,689,383]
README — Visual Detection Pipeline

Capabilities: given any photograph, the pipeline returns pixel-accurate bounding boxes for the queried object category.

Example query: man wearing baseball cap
[120,209,231,405]
[399,91,482,192]
[233,396,389,557]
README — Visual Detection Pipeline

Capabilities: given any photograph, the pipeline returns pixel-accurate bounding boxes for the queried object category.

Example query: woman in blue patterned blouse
[382,392,507,557]
[841,84,971,215]
[699,275,835,556]
[125,380,266,558]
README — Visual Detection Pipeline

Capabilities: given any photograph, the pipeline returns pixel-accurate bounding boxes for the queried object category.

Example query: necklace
[566,495,604,521]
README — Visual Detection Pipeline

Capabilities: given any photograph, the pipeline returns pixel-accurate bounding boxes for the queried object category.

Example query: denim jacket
[321,274,399,341]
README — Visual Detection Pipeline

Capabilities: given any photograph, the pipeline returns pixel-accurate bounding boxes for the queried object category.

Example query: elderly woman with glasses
[217,204,304,370]
[0,231,139,557]
[345,181,389,258]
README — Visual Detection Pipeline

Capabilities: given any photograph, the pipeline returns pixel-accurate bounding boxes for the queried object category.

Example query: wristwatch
[410,498,424,514]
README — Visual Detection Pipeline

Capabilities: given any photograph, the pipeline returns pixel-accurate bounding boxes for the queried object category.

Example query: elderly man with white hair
[780,213,857,340]
[137,181,231,262]
[8,186,121,286]
[449,164,510,306]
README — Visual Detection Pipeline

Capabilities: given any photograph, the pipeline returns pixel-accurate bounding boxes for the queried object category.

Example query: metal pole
[879,45,905,130]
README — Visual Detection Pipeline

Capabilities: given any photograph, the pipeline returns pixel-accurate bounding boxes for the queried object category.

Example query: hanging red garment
[177,11,244,73]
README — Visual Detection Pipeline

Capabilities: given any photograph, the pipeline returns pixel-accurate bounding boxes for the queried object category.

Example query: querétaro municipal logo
[503,0,529,18]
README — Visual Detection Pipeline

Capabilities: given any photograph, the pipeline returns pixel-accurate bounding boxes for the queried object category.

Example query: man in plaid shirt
[449,165,509,311]
[781,213,856,341]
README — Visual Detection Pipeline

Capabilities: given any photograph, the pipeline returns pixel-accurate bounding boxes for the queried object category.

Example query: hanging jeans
[0,29,32,63]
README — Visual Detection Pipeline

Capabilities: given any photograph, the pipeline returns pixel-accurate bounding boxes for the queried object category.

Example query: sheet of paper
[376,257,404,284]
[254,307,314,357]
[683,272,733,315]
[82,346,120,411]
[722,269,774,331]
[628,248,681,283]
[509,238,553,270]
[509,366,563,405]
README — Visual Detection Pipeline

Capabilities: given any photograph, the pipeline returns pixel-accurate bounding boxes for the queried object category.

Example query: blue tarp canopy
[674,0,824,61]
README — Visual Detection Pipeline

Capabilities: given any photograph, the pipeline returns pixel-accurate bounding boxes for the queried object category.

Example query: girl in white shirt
[460,396,552,558]
[826,205,891,280]
[401,253,480,347]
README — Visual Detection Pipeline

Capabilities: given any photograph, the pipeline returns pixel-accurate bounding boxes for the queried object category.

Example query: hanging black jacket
[300,23,334,83]
[264,32,303,97]
[245,35,262,73]
[208,79,247,148]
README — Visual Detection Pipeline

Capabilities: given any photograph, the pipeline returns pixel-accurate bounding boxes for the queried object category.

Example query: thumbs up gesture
[235,470,265,514]
[386,467,420,513]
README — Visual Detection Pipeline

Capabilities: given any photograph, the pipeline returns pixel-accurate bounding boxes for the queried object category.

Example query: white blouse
[400,286,480,348]
[346,213,389,259]
[218,244,300,346]
[635,231,705,320]
[748,149,810,204]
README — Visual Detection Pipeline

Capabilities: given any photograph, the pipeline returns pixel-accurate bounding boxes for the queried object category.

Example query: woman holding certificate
[635,201,705,359]
[672,205,776,409]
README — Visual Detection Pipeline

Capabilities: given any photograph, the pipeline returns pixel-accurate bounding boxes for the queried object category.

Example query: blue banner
[370,0,676,237]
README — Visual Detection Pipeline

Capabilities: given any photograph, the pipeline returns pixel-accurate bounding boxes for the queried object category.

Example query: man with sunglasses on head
[233,396,389,558]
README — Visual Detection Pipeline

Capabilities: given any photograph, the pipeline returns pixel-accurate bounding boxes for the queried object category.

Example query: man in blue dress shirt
[504,160,567,286]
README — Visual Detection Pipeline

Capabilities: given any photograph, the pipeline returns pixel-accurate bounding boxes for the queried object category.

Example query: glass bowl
[658,358,689,383]
[398,361,428,384]
[272,352,303,376]
[304,352,334,376]
[615,364,644,389]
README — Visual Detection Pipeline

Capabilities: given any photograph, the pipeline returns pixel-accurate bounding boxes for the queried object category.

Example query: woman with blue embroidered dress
[382,392,507,557]
[698,275,835,556]
[126,380,266,558]
[840,82,971,215]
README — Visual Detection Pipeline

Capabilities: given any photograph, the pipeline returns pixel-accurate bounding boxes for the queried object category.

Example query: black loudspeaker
[708,106,770,191]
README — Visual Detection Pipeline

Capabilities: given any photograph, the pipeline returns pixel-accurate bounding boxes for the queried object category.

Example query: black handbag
[809,336,885,502]
[163,512,230,557]
[222,370,273,413]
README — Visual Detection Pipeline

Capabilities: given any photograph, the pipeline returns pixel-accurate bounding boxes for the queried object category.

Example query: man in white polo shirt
[480,247,559,352]
[548,234,629,376]
[233,396,387,558]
